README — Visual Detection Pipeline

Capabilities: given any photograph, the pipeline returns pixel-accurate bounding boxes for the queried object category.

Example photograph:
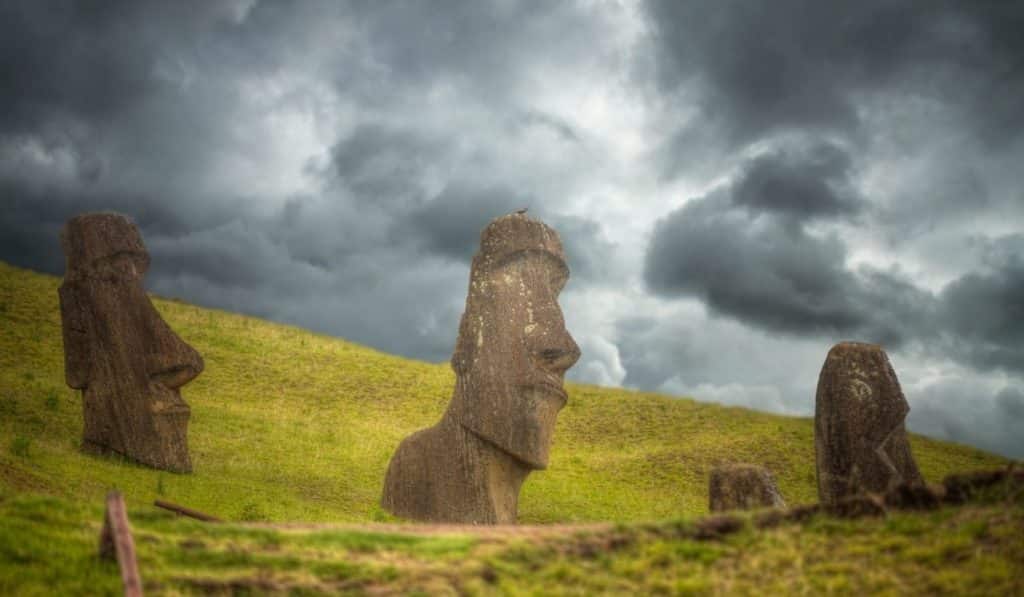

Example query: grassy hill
[0,259,1019,595]
[0,259,1003,523]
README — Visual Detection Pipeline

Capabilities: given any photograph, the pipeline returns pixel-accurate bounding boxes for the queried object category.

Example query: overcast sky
[2,0,1022,458]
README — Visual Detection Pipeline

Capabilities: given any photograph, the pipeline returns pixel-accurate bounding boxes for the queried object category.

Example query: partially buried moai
[708,463,786,512]
[381,212,581,524]
[59,213,203,473]
[815,341,922,504]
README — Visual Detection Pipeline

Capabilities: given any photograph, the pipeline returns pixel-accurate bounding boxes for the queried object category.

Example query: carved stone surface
[709,463,786,512]
[814,341,922,504]
[382,212,581,523]
[59,213,203,473]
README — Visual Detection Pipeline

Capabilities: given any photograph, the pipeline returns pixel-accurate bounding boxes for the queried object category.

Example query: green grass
[0,258,1018,593]
[1,484,1021,595]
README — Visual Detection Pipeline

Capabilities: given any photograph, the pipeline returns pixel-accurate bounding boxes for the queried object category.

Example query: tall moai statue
[382,212,581,524]
[59,213,203,473]
[815,341,922,503]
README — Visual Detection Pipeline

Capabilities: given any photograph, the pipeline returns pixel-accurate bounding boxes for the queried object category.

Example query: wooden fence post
[99,491,143,597]
[153,499,222,523]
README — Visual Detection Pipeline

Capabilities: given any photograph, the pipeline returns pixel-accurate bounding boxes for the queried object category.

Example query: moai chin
[709,463,787,512]
[381,212,581,524]
[814,341,923,504]
[59,213,203,473]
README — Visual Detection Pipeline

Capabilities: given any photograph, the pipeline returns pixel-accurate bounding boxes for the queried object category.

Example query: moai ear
[59,283,91,389]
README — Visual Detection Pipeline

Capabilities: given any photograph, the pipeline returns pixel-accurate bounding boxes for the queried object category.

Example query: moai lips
[814,341,922,503]
[709,463,787,512]
[381,212,581,524]
[59,213,203,473]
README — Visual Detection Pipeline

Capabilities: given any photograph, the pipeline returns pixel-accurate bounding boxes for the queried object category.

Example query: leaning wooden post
[99,491,143,597]
[154,499,222,523]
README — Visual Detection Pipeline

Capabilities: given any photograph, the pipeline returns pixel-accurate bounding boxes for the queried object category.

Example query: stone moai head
[445,213,581,469]
[814,341,922,503]
[59,213,203,473]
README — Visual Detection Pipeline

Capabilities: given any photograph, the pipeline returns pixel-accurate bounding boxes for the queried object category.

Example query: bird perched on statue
[515,208,528,214]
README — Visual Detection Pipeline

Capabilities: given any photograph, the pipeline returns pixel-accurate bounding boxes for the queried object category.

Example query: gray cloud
[906,378,1024,459]
[616,315,709,391]
[644,145,1024,381]
[400,184,523,261]
[939,234,1024,372]
[732,143,864,221]
[644,143,934,346]
[331,124,445,204]
[643,0,1024,149]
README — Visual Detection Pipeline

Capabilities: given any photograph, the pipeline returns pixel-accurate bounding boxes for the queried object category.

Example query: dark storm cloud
[331,124,448,203]
[400,184,522,260]
[644,147,1024,381]
[0,1,265,133]
[0,1,155,132]
[0,179,242,277]
[939,234,1024,372]
[0,0,278,267]
[997,386,1024,421]
[348,0,593,95]
[325,116,615,277]
[643,0,1024,148]
[645,143,932,345]
[732,143,864,220]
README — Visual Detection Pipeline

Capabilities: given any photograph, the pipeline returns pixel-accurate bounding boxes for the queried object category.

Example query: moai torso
[59,213,203,473]
[382,213,581,523]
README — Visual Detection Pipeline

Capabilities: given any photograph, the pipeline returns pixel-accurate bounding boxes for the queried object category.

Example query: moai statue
[59,213,203,473]
[381,212,581,524]
[815,341,922,504]
[709,463,786,512]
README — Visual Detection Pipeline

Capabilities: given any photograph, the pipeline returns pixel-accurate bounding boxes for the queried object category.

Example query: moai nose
[534,330,581,374]
[146,315,204,389]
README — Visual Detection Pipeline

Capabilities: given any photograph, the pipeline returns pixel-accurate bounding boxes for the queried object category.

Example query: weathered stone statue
[815,341,922,504]
[381,212,581,524]
[59,213,203,473]
[709,463,786,512]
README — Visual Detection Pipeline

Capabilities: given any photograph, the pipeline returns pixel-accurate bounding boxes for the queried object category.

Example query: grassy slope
[2,485,1022,595]
[2,259,1021,594]
[0,259,1005,524]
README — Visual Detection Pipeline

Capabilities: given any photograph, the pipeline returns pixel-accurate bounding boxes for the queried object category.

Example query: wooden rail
[154,499,222,523]
[99,491,143,597]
